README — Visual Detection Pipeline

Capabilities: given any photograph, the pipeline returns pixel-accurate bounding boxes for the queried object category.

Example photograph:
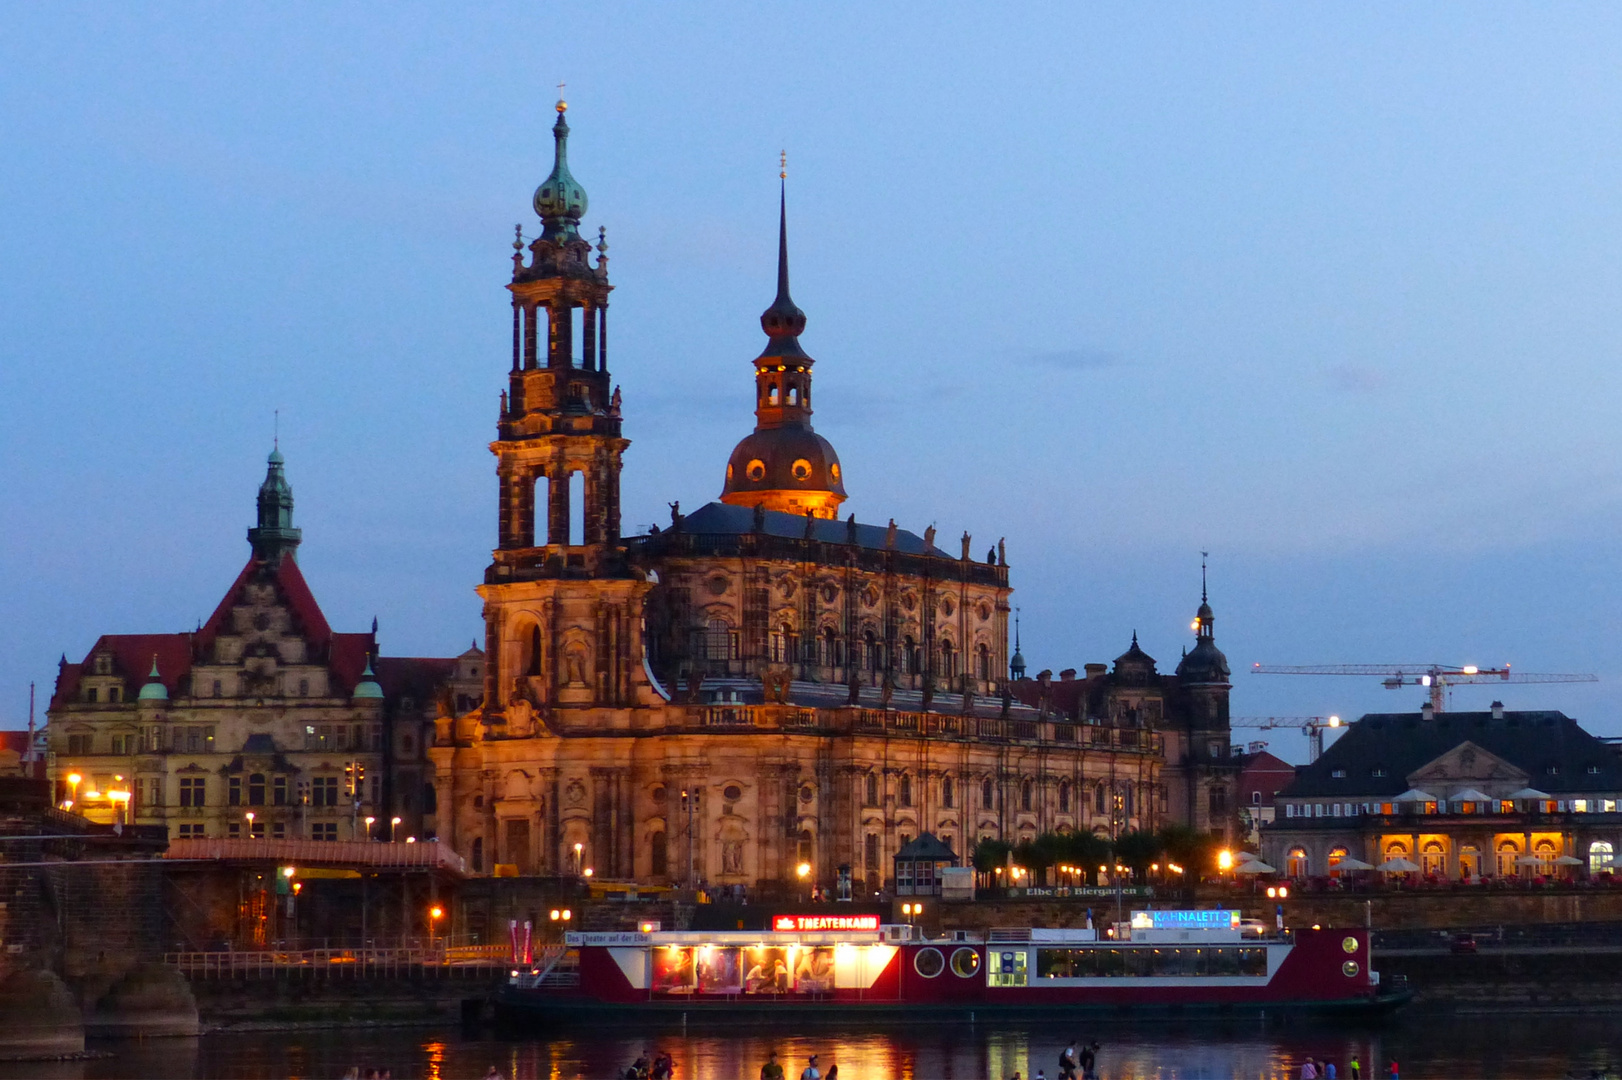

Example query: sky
[4,5,1622,763]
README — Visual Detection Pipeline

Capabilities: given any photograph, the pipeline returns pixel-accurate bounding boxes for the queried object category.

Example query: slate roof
[895,831,959,862]
[1279,710,1622,799]
[665,502,953,557]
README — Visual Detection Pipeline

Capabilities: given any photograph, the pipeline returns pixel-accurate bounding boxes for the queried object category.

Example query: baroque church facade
[425,102,1238,894]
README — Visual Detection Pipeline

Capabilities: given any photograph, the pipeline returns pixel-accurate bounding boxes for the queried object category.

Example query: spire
[248,448,302,563]
[138,656,168,702]
[759,163,807,345]
[1195,552,1214,639]
[533,96,588,244]
[1010,607,1026,681]
[1201,549,1208,603]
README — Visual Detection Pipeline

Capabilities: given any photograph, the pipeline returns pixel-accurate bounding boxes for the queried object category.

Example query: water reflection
[0,1014,1614,1079]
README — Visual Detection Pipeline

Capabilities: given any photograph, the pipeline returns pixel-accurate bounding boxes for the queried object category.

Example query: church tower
[1173,563,1235,838]
[719,176,847,518]
[477,98,656,726]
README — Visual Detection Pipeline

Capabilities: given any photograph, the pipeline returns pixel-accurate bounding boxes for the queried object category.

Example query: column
[511,302,521,372]
[523,304,538,369]
[582,302,597,371]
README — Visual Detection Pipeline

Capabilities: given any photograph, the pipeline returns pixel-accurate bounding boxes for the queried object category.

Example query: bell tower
[476,97,656,727]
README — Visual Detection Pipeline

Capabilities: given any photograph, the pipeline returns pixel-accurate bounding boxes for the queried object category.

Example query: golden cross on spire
[779,150,787,180]
[556,80,567,112]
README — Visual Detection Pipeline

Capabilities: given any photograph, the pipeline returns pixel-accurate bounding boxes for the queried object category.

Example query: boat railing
[510,944,579,989]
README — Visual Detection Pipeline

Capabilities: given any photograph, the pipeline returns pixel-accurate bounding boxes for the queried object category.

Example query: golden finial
[779,150,787,180]
[556,81,567,113]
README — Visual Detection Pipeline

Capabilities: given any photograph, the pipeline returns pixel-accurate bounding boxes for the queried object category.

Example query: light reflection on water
[0,1015,1616,1079]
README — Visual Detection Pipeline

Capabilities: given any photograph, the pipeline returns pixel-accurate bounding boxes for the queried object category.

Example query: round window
[950,947,981,978]
[1342,960,1360,978]
[791,458,813,481]
[799,786,815,804]
[822,584,838,603]
[941,599,955,616]
[830,463,841,482]
[1342,936,1359,954]
[913,947,945,978]
[651,786,666,804]
[746,459,767,482]
[723,784,742,802]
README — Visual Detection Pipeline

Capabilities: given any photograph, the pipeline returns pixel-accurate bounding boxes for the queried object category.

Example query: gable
[1407,740,1528,793]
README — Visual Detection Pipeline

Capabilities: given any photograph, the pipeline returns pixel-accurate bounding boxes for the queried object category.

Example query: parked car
[1449,932,1478,954]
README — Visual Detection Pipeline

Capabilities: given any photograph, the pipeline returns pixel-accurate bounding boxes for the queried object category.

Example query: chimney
[1420,702,1434,721]
[1491,700,1505,720]
[1059,668,1077,682]
[1036,669,1052,685]
[1084,663,1107,679]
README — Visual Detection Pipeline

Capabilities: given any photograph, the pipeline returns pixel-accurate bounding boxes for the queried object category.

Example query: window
[1371,768,1387,778]
[212,680,223,697]
[1547,765,1560,776]
[864,834,879,873]
[942,777,955,810]
[273,776,289,806]
[271,822,286,839]
[228,823,241,838]
[177,823,204,839]
[471,837,484,872]
[85,688,98,704]
[723,784,743,802]
[1589,764,1602,775]
[108,686,121,703]
[1251,790,1262,806]
[1058,781,1070,814]
[650,832,667,876]
[1208,788,1227,814]
[311,776,339,807]
[865,773,879,807]
[250,821,265,839]
[1591,840,1614,875]
[311,822,337,842]
[1331,769,1347,778]
[67,733,92,755]
[1095,784,1107,815]
[899,775,912,807]
[247,774,266,806]
[982,778,994,811]
[1021,780,1033,812]
[228,776,242,806]
[179,778,205,808]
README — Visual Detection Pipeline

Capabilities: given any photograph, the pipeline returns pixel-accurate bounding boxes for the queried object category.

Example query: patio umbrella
[1514,854,1544,867]
[1393,789,1437,803]
[1234,859,1276,874]
[1377,857,1421,872]
[1554,855,1585,866]
[1508,787,1551,801]
[1335,857,1375,871]
[1448,788,1494,805]
[1236,850,1259,861]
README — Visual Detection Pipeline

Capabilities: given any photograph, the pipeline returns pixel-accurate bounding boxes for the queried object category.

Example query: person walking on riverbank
[1349,1054,1361,1080]
[760,1052,785,1080]
[799,1054,821,1080]
[1301,1059,1318,1080]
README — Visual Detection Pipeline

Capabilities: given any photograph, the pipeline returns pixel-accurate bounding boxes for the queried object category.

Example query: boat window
[913,947,944,978]
[950,947,981,978]
[988,949,1028,987]
[1035,946,1267,978]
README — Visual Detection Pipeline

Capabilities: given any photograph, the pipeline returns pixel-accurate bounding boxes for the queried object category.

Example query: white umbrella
[1393,789,1437,803]
[1234,859,1276,874]
[1334,857,1375,871]
[1236,850,1259,862]
[1508,787,1551,801]
[1377,857,1421,872]
[1514,854,1545,867]
[1448,788,1494,804]
[1554,855,1585,867]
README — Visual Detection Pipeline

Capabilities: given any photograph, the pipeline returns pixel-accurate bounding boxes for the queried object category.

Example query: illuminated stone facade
[426,104,1236,894]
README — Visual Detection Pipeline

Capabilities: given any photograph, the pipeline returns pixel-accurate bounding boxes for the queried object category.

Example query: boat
[495,910,1412,1024]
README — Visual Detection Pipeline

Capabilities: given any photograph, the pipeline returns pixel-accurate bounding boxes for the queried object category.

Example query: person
[1324,1062,1337,1080]
[825,1066,837,1080]
[1060,1042,1079,1080]
[341,1070,359,1080]
[652,1052,674,1080]
[482,1070,504,1080]
[760,1052,785,1080]
[1387,1061,1399,1080]
[1301,1061,1318,1080]
[1080,1042,1099,1080]
[1349,1055,1361,1080]
[799,1054,822,1080]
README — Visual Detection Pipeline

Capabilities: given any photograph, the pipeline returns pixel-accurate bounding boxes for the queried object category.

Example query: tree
[1059,829,1113,886]
[1112,828,1163,876]
[971,837,1012,888]
[1158,823,1220,882]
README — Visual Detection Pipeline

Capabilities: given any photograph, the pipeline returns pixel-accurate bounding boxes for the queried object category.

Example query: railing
[681,704,1164,752]
[164,946,511,978]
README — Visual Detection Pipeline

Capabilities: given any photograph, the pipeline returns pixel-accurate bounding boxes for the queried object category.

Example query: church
[424,100,1238,895]
[43,101,1235,897]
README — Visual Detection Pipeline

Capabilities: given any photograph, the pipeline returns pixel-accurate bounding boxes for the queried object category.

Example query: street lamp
[390,816,402,842]
[428,905,444,946]
[65,772,82,811]
[574,842,584,876]
[245,811,256,838]
[364,815,376,840]
[1218,849,1234,872]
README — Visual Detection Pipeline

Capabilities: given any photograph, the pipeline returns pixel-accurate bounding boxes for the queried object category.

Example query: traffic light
[344,762,355,797]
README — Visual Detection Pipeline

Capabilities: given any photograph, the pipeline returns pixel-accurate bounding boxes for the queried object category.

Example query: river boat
[495,910,1411,1023]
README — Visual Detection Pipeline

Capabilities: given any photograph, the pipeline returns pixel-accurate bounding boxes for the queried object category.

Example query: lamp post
[428,905,444,952]
[573,841,584,877]
[364,815,376,841]
[245,811,256,838]
[796,861,811,903]
[390,816,401,842]
[65,772,81,812]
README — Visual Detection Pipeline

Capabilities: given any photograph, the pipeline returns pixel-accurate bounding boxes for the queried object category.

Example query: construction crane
[1231,715,1343,762]
[1250,663,1598,713]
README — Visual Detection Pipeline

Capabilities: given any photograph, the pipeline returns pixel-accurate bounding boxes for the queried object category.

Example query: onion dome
[1176,592,1230,684]
[533,100,588,243]
[137,657,168,702]
[352,658,384,700]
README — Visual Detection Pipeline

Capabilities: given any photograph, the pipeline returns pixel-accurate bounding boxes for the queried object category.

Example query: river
[1,1015,1615,1079]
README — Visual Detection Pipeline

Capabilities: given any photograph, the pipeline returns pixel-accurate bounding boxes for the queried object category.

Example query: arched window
[1020,780,1034,812]
[1286,847,1309,878]
[788,385,798,406]
[247,773,266,807]
[1327,846,1349,875]
[981,778,994,810]
[1058,781,1071,814]
[939,639,956,678]
[705,619,733,661]
[526,624,542,677]
[864,630,878,670]
[865,773,879,807]
[272,776,288,806]
[1094,783,1107,815]
[902,637,918,674]
[1459,844,1482,879]
[1591,840,1614,875]
[798,829,814,864]
[650,831,667,877]
[899,774,912,807]
[768,383,780,405]
[942,776,955,809]
[1495,840,1519,878]
[976,644,991,682]
[470,836,484,873]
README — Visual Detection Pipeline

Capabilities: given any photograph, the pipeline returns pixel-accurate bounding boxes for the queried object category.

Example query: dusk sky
[5,5,1622,762]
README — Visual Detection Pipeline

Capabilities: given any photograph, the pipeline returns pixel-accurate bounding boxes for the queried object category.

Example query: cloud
[1028,348,1121,372]
[1324,364,1387,393]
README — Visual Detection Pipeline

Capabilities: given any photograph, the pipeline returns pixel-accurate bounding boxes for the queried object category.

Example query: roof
[895,832,958,862]
[1279,710,1622,798]
[667,502,951,557]
[164,837,466,876]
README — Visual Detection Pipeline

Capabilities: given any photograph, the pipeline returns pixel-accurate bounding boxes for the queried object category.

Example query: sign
[772,914,880,932]
[1129,909,1239,932]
